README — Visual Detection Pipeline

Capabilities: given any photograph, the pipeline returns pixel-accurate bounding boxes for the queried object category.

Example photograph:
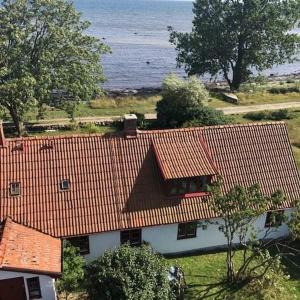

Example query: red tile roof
[152,135,217,179]
[0,218,61,276]
[0,122,299,237]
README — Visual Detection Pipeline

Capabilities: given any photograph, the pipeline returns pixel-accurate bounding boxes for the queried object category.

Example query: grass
[2,86,291,123]
[22,95,160,121]
[27,124,116,137]
[167,247,300,300]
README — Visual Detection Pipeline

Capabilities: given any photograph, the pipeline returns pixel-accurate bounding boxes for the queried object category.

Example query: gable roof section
[152,135,217,180]
[0,122,299,237]
[0,218,61,276]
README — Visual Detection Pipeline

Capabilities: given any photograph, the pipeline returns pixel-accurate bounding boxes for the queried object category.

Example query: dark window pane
[189,178,198,193]
[265,210,284,227]
[10,182,21,196]
[186,222,197,237]
[67,236,89,255]
[178,180,187,194]
[121,229,142,246]
[200,176,208,192]
[177,222,197,239]
[60,179,70,190]
[27,277,42,299]
[167,177,210,196]
[177,224,186,239]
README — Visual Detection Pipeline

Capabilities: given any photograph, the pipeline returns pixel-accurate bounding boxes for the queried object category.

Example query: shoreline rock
[104,72,300,97]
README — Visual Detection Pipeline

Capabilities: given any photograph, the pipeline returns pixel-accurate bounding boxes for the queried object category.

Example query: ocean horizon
[74,0,300,90]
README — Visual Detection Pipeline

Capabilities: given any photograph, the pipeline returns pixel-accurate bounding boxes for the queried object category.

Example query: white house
[0,116,299,262]
[0,218,61,300]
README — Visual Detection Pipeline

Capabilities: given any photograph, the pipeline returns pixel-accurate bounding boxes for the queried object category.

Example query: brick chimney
[123,114,138,138]
[0,121,6,148]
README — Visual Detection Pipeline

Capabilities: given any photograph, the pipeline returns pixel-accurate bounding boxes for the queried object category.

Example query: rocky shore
[105,72,300,97]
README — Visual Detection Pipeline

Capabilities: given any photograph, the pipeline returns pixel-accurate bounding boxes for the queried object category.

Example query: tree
[207,179,288,284]
[85,244,175,300]
[156,74,209,128]
[0,0,109,136]
[56,242,85,300]
[288,200,300,241]
[169,0,300,91]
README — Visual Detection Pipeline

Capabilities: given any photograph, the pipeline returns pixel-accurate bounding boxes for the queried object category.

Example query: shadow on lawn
[270,240,300,280]
[185,279,232,300]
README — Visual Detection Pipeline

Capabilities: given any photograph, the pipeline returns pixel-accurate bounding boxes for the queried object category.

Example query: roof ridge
[139,121,286,134]
[3,121,286,142]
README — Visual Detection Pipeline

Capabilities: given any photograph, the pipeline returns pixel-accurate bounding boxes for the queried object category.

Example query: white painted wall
[85,209,292,259]
[85,230,120,261]
[0,270,57,300]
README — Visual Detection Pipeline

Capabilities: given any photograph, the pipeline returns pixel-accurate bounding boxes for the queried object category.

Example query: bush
[244,109,292,121]
[85,244,175,300]
[129,111,151,130]
[156,74,208,128]
[268,86,300,94]
[183,106,231,127]
[269,109,291,120]
[243,111,268,121]
[82,123,102,134]
[56,243,85,300]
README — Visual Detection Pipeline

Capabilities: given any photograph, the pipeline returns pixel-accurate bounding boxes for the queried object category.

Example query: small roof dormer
[152,134,217,197]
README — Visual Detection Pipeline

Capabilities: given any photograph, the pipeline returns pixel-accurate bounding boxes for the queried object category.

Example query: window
[60,179,70,190]
[265,210,284,228]
[27,277,42,299]
[10,182,21,196]
[177,222,197,240]
[120,229,142,246]
[167,176,209,196]
[67,236,90,255]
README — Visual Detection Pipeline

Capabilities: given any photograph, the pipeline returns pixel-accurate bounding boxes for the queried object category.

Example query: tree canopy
[169,0,300,91]
[0,0,109,135]
[85,244,174,300]
[156,74,229,128]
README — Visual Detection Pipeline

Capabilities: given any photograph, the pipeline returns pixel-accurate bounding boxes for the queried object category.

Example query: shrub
[243,111,267,121]
[85,244,175,300]
[129,111,152,130]
[56,243,85,300]
[156,74,208,128]
[183,106,231,127]
[268,86,300,94]
[82,123,102,134]
[269,109,291,120]
[244,109,292,121]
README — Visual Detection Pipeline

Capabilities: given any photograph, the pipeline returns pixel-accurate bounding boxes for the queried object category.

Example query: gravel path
[7,101,300,127]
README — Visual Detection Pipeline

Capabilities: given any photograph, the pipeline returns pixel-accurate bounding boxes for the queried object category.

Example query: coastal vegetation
[169,0,300,91]
[156,74,229,128]
[0,0,108,136]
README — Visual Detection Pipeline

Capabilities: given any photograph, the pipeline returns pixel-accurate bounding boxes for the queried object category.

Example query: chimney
[0,121,7,148]
[123,114,138,138]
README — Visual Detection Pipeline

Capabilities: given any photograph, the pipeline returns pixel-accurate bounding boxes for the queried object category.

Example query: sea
[73,0,300,90]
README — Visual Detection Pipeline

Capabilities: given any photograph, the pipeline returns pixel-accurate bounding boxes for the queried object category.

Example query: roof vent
[0,121,7,148]
[13,141,24,151]
[123,114,138,138]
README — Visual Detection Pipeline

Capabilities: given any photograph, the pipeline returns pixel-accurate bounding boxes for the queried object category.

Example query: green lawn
[167,248,300,300]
